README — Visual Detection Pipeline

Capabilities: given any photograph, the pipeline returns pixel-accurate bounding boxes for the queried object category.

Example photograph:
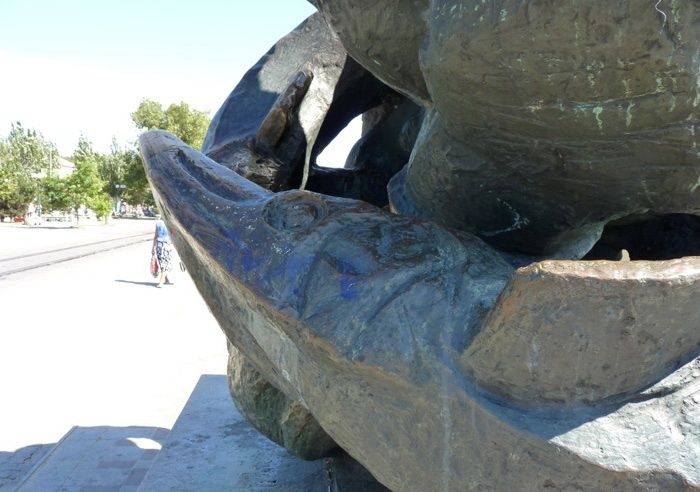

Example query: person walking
[152,216,174,287]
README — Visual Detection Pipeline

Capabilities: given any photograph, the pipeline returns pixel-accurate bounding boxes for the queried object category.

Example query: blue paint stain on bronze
[340,277,357,299]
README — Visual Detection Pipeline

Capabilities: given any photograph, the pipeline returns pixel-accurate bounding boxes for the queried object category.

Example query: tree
[0,154,36,220]
[128,99,210,207]
[131,99,166,130]
[162,102,210,149]
[99,138,126,199]
[121,149,154,206]
[90,193,113,223]
[0,123,57,220]
[132,99,210,149]
[72,135,103,169]
[95,138,156,210]
[65,137,111,224]
[5,122,58,174]
[38,175,69,213]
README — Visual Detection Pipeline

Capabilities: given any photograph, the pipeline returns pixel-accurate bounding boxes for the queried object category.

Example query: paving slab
[138,375,388,492]
[14,426,167,491]
[0,222,388,491]
[0,445,52,491]
[0,232,227,489]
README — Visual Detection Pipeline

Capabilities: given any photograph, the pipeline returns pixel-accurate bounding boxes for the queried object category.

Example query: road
[0,220,154,277]
[0,220,228,485]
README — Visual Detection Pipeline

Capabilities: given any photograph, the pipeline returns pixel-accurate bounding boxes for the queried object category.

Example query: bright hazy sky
[0,1,352,158]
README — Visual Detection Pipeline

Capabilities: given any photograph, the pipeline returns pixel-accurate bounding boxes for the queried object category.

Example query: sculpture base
[139,374,387,491]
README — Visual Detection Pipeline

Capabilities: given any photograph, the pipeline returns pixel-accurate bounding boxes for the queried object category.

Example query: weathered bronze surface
[140,3,700,491]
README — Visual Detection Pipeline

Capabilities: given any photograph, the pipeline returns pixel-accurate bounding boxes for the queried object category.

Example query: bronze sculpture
[140,2,700,490]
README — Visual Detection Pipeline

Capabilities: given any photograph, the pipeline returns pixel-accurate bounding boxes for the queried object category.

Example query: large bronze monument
[140,1,700,490]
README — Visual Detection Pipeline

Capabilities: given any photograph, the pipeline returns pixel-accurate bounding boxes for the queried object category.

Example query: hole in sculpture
[584,213,700,261]
[126,437,162,450]
[315,115,363,169]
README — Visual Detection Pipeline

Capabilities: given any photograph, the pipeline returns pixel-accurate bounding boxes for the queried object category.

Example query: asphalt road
[0,222,227,485]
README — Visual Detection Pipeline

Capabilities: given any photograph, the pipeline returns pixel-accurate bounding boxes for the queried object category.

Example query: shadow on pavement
[114,279,159,287]
[2,425,169,491]
[0,443,54,491]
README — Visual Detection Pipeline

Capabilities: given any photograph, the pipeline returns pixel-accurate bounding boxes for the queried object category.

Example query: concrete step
[9,375,388,491]
[14,425,168,491]
[137,374,388,492]
[0,444,53,491]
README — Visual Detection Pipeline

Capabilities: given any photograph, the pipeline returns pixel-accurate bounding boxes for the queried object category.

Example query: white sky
[0,49,244,155]
[0,1,359,166]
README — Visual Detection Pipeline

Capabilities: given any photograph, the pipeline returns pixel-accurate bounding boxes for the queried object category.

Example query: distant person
[152,216,174,288]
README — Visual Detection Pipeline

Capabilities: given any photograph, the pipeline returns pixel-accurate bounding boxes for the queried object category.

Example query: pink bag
[150,254,159,277]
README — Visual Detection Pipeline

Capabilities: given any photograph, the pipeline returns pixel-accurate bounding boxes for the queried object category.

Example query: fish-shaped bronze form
[139,4,700,490]
[141,130,700,491]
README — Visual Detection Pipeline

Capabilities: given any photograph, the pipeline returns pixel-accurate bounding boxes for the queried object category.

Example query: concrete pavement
[0,219,155,260]
[0,221,387,491]
[0,223,228,489]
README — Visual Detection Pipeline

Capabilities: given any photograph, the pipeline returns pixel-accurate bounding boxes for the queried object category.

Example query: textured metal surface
[138,2,700,490]
[141,131,699,490]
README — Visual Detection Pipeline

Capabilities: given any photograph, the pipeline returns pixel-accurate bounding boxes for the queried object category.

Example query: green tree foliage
[90,194,113,222]
[38,175,69,213]
[126,99,210,207]
[72,135,103,169]
[36,137,114,222]
[128,98,210,206]
[131,99,166,130]
[0,156,36,219]
[132,99,210,149]
[96,138,154,207]
[99,138,126,198]
[5,122,58,174]
[65,137,111,223]
[0,123,57,219]
[121,149,154,206]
